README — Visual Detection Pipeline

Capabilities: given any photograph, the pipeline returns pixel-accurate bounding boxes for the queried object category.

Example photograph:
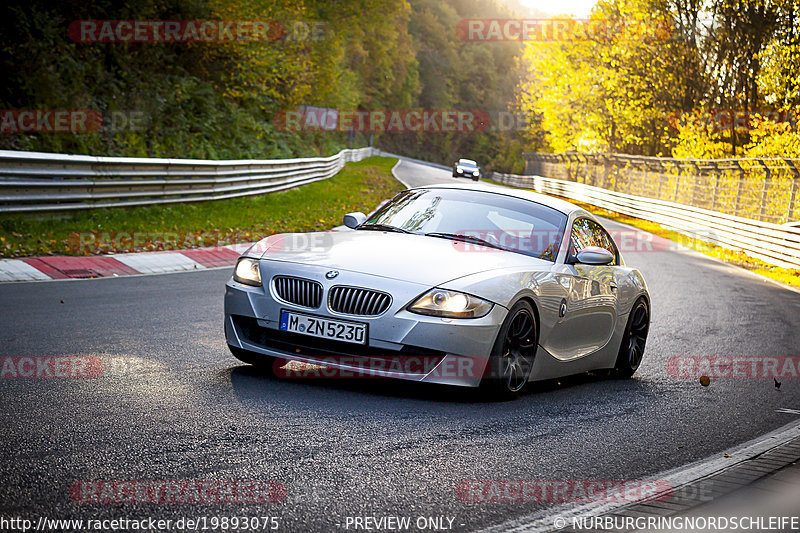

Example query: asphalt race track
[1,159,799,532]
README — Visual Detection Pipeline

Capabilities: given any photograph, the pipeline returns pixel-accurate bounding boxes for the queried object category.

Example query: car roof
[408,182,586,217]
[458,159,477,165]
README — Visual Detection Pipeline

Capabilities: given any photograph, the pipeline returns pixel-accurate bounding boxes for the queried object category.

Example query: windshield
[458,160,478,168]
[361,188,567,261]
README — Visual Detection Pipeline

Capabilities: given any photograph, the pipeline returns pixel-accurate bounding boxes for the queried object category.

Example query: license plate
[279,310,367,345]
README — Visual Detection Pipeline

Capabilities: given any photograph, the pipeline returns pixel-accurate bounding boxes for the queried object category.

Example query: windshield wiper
[424,232,505,250]
[359,223,412,234]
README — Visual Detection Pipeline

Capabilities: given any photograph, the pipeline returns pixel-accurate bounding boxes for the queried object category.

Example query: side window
[569,218,618,265]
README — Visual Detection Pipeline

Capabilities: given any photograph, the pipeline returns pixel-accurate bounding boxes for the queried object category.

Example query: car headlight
[456,167,463,172]
[408,289,493,318]
[473,171,479,176]
[233,257,262,286]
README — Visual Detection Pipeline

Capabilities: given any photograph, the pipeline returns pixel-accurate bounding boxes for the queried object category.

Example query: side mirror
[573,246,614,265]
[343,212,367,229]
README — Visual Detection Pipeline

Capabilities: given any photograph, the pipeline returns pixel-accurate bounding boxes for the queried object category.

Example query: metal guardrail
[0,147,376,213]
[524,153,800,225]
[491,171,800,269]
[375,150,451,172]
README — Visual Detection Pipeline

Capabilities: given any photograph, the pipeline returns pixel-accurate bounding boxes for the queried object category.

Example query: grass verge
[488,179,800,290]
[0,156,403,258]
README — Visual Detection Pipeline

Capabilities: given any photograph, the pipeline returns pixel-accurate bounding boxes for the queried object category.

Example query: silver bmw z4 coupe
[224,183,650,398]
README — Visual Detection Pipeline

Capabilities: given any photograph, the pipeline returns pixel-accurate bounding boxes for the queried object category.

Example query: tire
[481,300,538,400]
[611,298,649,378]
[228,344,282,374]
[452,172,459,177]
[472,177,479,181]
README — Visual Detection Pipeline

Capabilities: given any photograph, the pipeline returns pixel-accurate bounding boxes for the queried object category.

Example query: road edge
[478,419,800,533]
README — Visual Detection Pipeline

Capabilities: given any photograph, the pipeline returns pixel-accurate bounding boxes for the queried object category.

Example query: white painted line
[479,419,800,533]
[777,408,800,415]
[114,251,205,274]
[0,259,51,282]
[391,159,411,188]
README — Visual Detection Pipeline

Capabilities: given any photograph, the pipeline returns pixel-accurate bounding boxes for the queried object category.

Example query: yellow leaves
[518,2,695,154]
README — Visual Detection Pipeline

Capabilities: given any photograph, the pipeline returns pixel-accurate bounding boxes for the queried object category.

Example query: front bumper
[224,260,507,387]
[454,169,480,179]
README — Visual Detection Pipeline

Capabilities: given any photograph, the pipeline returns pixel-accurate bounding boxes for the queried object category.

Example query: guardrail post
[565,154,573,181]
[583,154,594,183]
[565,156,573,181]
[570,153,579,181]
[584,153,592,184]
[584,155,590,184]
[567,154,574,181]
[641,160,648,197]
[733,161,745,217]
[673,161,682,202]
[564,154,572,181]
[656,160,665,199]
[786,159,799,223]
[690,161,701,208]
[710,162,719,211]
[757,159,771,221]
[626,160,634,194]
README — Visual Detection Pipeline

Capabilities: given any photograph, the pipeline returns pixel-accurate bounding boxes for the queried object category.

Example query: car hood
[250,230,551,287]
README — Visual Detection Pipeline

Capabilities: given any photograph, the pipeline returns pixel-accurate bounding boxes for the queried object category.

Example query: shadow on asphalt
[225,364,653,406]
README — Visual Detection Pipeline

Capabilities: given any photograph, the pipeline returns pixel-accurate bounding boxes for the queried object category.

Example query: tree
[519,0,696,155]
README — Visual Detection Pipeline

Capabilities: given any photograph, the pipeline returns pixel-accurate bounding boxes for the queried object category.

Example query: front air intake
[273,276,323,308]
[328,286,392,316]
